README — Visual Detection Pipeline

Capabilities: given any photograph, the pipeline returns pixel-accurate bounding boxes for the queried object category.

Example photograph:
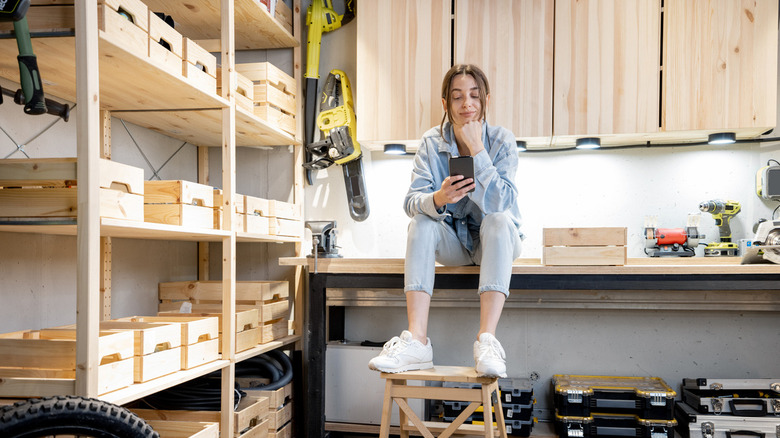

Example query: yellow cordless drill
[699,200,741,256]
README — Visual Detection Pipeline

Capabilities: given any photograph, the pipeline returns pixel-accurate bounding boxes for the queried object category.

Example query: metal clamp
[710,383,724,390]
[567,389,583,403]
[702,422,715,438]
[650,393,666,406]
[651,426,669,438]
[567,424,584,438]
[711,398,724,415]
[771,399,779,416]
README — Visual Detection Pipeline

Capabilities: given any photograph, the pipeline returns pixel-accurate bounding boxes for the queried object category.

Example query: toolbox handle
[725,430,765,438]
[595,399,637,409]
[728,399,767,417]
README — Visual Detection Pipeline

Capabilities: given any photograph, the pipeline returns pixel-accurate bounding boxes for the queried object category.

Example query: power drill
[699,200,741,256]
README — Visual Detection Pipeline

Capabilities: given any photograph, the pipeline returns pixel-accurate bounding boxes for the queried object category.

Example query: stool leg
[482,383,494,438]
[379,379,394,438]
[491,381,508,438]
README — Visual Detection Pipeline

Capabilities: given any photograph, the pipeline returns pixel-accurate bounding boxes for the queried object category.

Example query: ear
[441,97,447,112]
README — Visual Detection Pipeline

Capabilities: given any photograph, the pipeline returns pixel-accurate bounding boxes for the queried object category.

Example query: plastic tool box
[675,401,780,438]
[552,375,676,419]
[554,411,676,438]
[681,378,780,416]
[499,377,535,405]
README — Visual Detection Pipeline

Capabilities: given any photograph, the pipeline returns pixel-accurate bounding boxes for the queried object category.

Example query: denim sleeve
[404,139,448,220]
[469,131,519,214]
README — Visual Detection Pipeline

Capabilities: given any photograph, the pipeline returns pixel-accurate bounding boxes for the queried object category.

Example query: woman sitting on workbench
[368,64,524,378]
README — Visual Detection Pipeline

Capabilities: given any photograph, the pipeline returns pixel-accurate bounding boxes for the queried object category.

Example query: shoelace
[476,337,505,361]
[381,336,410,357]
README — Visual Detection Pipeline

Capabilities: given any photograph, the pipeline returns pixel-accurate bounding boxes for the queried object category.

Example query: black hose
[239,350,293,392]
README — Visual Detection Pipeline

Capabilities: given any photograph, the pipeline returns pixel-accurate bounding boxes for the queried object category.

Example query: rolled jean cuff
[405,285,433,296]
[478,284,510,297]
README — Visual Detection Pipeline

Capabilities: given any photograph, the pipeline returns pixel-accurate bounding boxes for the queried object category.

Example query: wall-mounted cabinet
[455,0,554,144]
[356,0,451,145]
[357,0,777,152]
[663,0,778,136]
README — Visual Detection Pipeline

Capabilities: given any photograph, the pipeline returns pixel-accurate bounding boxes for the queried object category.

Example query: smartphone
[449,156,475,193]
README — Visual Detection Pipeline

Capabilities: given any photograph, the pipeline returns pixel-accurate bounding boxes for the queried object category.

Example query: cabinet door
[663,0,777,134]
[356,0,451,143]
[454,0,554,139]
[554,0,661,136]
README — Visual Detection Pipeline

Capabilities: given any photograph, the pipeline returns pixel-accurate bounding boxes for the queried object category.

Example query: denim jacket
[404,120,523,252]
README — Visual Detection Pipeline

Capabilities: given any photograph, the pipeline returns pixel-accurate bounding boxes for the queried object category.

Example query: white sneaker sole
[475,367,507,378]
[370,361,434,373]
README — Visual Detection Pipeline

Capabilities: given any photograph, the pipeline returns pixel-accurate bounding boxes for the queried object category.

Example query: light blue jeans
[404,212,522,297]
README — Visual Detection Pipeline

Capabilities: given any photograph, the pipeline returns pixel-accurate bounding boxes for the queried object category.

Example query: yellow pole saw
[303,69,369,221]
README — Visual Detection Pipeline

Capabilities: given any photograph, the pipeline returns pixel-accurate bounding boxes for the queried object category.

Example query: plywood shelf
[237,230,301,243]
[0,218,231,241]
[143,0,298,50]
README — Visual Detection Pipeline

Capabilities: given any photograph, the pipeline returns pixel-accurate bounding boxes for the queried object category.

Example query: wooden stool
[379,366,508,438]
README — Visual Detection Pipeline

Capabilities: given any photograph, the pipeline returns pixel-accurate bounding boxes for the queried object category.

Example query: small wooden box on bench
[543,227,627,266]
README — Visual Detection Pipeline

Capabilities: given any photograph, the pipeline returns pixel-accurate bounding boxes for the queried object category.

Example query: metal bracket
[711,398,723,415]
[567,390,583,403]
[651,426,668,438]
[710,383,724,390]
[702,422,715,438]
[566,424,584,438]
[650,393,666,406]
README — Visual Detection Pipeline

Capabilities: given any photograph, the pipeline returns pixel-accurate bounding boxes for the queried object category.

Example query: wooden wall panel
[356,0,451,143]
[554,0,661,136]
[663,0,778,132]
[455,0,554,138]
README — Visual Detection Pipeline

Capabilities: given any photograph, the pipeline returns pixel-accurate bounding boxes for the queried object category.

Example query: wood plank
[144,180,215,207]
[543,227,627,246]
[542,246,627,266]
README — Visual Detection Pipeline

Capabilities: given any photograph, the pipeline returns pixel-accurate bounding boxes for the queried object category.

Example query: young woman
[368,64,523,377]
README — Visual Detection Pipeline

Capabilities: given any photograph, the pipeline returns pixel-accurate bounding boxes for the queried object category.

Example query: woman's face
[445,73,482,126]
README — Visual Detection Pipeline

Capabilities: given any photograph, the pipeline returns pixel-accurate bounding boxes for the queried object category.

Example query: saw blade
[762,229,780,263]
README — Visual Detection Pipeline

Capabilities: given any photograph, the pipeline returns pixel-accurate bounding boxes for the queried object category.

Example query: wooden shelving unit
[0,1,304,436]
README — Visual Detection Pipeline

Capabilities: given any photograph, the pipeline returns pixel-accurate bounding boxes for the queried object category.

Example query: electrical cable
[519,136,780,153]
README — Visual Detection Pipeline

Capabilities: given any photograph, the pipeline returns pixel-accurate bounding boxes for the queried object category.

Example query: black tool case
[554,411,677,438]
[552,375,677,419]
[681,378,780,416]
[674,400,780,438]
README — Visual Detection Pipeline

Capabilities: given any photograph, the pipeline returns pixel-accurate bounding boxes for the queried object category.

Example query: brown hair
[440,64,490,133]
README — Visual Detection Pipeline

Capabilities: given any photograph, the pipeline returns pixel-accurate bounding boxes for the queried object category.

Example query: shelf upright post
[221,0,237,435]
[75,0,101,398]
[292,0,305,345]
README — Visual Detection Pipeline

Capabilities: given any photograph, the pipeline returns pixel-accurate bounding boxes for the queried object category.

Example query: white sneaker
[474,333,507,377]
[368,330,434,373]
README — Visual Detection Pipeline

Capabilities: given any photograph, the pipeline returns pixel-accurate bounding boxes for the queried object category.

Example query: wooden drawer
[216,70,255,112]
[266,402,292,431]
[0,187,143,221]
[119,315,219,346]
[181,338,220,369]
[260,300,289,324]
[157,309,259,333]
[145,204,215,228]
[235,62,296,96]
[268,421,291,438]
[0,158,144,194]
[241,213,271,235]
[253,83,296,115]
[245,195,272,216]
[260,319,288,344]
[133,346,182,382]
[183,37,217,95]
[274,1,293,34]
[145,180,215,207]
[148,10,184,78]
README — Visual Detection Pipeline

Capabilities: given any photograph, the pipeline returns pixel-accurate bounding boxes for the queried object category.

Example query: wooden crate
[266,401,292,431]
[241,214,271,235]
[253,83,295,116]
[0,187,144,221]
[159,281,289,304]
[157,309,260,353]
[268,421,291,438]
[144,420,219,438]
[244,381,292,410]
[216,70,255,112]
[253,104,296,136]
[98,0,149,60]
[245,195,272,216]
[268,200,300,220]
[269,217,301,238]
[145,180,215,207]
[274,1,293,34]
[0,329,135,394]
[542,227,627,266]
[0,157,143,195]
[183,37,217,95]
[144,203,215,228]
[260,319,289,344]
[148,10,184,78]
[235,62,296,96]
[133,395,270,437]
[118,315,220,369]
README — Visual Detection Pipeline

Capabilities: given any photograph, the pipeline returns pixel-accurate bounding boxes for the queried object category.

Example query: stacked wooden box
[119,315,220,370]
[145,180,216,229]
[212,190,301,237]
[0,158,144,222]
[0,0,218,96]
[133,394,270,438]
[236,62,297,136]
[158,306,262,354]
[259,0,294,34]
[159,281,291,345]
[243,382,293,438]
[43,320,183,384]
[142,421,219,438]
[542,227,628,266]
[0,327,135,395]
[216,70,256,113]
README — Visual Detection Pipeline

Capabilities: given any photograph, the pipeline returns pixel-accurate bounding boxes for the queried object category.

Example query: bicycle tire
[0,395,159,438]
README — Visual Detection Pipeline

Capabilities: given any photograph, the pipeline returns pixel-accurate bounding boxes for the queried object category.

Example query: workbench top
[279,257,780,275]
